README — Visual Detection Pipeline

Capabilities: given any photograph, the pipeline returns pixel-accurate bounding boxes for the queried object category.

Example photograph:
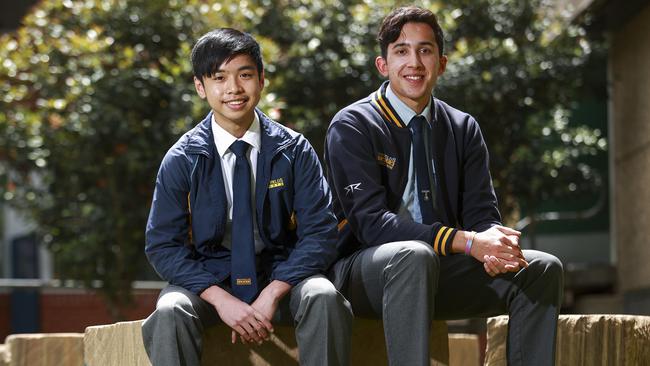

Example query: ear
[375,56,389,78]
[194,76,206,99]
[438,55,448,76]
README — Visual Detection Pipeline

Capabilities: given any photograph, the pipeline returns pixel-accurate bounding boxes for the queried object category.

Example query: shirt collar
[386,83,433,127]
[212,112,261,157]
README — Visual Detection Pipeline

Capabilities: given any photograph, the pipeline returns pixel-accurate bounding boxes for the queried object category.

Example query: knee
[298,277,352,317]
[540,252,563,279]
[302,277,345,306]
[149,291,196,325]
[528,251,564,286]
[393,241,439,271]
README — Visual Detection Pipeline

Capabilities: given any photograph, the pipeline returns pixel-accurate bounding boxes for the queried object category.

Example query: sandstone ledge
[448,334,479,366]
[4,333,83,366]
[1,344,8,366]
[485,314,650,366]
[84,319,449,366]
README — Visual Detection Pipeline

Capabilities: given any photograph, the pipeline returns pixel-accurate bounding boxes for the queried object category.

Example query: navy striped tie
[229,140,258,303]
[410,116,435,224]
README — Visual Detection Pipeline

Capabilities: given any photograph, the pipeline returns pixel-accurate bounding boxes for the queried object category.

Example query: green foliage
[0,0,605,316]
[435,0,607,221]
[1,0,224,316]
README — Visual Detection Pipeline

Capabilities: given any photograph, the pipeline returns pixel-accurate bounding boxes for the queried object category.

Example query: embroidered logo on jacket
[377,153,397,169]
[268,178,284,189]
[344,183,363,195]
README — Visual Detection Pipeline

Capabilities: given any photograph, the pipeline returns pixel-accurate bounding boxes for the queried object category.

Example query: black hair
[377,6,444,59]
[191,28,263,81]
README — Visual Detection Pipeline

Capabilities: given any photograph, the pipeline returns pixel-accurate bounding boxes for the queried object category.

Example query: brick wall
[40,289,158,332]
[0,292,9,341]
[1,289,159,341]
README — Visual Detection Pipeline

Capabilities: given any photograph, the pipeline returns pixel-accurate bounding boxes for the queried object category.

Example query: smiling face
[375,21,447,113]
[194,53,264,136]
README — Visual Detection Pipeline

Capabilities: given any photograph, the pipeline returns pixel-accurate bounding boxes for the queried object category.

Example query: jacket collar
[385,84,433,128]
[371,81,438,129]
[185,109,295,158]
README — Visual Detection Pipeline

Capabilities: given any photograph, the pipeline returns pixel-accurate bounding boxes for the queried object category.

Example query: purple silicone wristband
[464,232,475,255]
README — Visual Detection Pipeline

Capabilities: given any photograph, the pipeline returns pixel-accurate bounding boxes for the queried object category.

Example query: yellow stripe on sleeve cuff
[433,226,458,256]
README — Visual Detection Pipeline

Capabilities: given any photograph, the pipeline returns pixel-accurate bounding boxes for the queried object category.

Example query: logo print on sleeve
[344,183,363,195]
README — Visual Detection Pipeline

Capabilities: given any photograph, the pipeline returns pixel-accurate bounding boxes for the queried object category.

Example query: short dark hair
[377,6,444,59]
[191,28,263,81]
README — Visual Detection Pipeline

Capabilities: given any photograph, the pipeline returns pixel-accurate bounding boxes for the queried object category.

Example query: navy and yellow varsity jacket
[325,81,501,259]
[146,110,338,295]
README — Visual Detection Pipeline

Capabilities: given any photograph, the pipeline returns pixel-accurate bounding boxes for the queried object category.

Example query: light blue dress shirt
[385,84,436,224]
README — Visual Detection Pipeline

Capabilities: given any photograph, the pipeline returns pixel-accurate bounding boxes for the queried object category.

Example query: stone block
[1,344,8,366]
[84,321,150,366]
[347,318,448,366]
[5,333,84,366]
[448,334,479,366]
[485,314,650,366]
[84,319,449,365]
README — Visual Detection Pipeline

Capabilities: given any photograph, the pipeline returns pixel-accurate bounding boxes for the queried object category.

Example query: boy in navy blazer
[143,28,352,366]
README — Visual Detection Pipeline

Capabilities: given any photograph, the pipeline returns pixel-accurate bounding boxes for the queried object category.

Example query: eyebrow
[214,65,257,74]
[391,41,436,49]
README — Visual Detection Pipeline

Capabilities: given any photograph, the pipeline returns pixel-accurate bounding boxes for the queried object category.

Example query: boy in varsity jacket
[325,6,563,366]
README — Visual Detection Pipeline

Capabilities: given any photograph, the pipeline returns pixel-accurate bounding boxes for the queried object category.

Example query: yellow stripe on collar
[373,91,404,128]
[372,98,391,122]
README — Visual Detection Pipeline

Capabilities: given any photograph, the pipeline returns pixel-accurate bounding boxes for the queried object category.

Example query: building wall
[2,206,37,278]
[611,3,650,309]
[0,290,158,341]
[39,289,158,332]
[0,290,9,341]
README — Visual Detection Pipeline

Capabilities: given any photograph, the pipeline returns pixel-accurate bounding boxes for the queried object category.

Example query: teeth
[227,100,245,105]
[405,75,422,80]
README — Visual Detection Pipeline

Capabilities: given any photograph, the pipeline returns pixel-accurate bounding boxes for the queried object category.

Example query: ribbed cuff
[433,226,457,256]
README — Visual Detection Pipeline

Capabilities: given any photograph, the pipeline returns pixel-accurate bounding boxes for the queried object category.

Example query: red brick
[0,292,10,341]
[40,289,158,333]
[0,289,158,339]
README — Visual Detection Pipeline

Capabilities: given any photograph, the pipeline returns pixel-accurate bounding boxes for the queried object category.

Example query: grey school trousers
[142,275,353,366]
[328,240,563,366]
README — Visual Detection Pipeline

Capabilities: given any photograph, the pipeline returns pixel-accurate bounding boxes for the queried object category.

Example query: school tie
[410,115,435,225]
[229,140,258,303]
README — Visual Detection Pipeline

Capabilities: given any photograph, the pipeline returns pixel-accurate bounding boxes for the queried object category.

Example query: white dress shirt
[211,112,265,254]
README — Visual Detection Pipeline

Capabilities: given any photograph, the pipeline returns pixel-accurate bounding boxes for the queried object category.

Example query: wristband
[464,231,476,256]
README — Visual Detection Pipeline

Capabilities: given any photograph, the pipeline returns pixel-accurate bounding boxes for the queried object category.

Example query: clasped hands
[470,225,528,277]
[201,280,290,346]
